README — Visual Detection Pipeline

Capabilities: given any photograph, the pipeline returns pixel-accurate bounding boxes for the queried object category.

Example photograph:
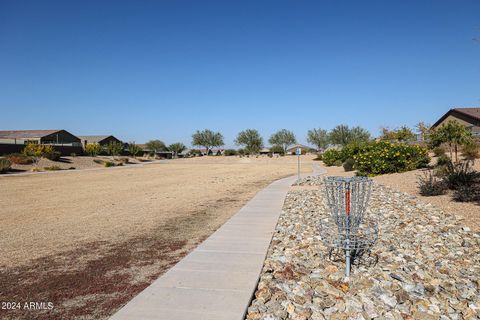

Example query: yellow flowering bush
[354,141,430,176]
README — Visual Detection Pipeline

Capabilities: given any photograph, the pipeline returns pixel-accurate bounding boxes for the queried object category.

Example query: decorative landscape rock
[246,176,480,319]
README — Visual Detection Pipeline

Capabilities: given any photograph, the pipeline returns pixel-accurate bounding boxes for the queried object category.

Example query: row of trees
[307,125,371,150]
[190,128,298,155]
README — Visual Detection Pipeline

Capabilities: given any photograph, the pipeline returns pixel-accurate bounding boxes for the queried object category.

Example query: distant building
[0,129,81,146]
[259,148,271,154]
[78,135,122,148]
[286,144,316,155]
[431,108,480,138]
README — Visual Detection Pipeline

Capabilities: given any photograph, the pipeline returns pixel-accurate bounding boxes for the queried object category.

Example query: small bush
[314,153,323,161]
[23,143,54,159]
[322,149,342,166]
[44,165,62,171]
[31,167,42,172]
[93,159,104,165]
[224,149,238,156]
[0,159,12,173]
[85,143,102,157]
[6,153,33,164]
[104,161,115,167]
[444,161,480,190]
[417,170,447,196]
[334,160,343,166]
[433,147,446,157]
[343,158,355,171]
[45,151,61,161]
[436,154,451,167]
[453,184,480,202]
[462,141,480,161]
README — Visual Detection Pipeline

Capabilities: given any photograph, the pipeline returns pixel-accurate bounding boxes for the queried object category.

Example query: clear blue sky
[1,1,479,147]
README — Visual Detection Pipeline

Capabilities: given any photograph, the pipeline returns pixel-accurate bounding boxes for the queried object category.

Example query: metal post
[297,153,300,180]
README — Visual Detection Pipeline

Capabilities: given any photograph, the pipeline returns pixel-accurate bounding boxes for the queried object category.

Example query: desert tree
[145,140,167,154]
[328,125,371,146]
[127,142,142,158]
[191,129,224,155]
[429,120,472,163]
[169,142,186,158]
[415,122,431,142]
[380,126,415,142]
[350,126,371,143]
[106,141,123,159]
[268,129,296,153]
[307,128,329,151]
[235,129,263,154]
[328,125,351,146]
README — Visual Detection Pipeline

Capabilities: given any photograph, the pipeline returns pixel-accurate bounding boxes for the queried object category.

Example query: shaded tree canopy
[168,142,186,157]
[145,140,167,152]
[307,128,329,150]
[235,129,263,154]
[268,129,296,153]
[192,129,224,154]
[329,125,370,146]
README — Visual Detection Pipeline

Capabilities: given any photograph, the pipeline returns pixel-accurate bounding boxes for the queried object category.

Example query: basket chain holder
[321,176,378,278]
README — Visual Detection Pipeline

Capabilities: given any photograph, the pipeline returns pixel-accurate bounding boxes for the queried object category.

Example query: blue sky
[1,1,479,147]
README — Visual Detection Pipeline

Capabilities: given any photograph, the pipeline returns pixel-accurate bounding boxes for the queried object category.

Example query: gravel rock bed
[246,176,480,320]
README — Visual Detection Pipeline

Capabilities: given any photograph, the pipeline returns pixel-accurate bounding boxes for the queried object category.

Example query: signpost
[296,147,301,180]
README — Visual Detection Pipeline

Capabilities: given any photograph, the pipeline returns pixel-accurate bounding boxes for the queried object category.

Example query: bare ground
[0,155,313,319]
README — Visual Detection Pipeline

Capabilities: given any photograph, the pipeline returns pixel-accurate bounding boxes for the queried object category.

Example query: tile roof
[455,108,480,121]
[77,135,115,143]
[0,130,62,139]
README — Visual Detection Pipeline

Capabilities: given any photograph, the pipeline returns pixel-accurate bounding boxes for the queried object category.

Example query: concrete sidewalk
[111,165,325,320]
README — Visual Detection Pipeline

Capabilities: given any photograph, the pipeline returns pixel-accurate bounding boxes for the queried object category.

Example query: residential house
[0,129,81,146]
[78,135,123,148]
[286,144,316,155]
[431,108,480,138]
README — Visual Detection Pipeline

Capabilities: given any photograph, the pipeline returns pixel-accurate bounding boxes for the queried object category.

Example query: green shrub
[93,159,104,165]
[417,170,447,196]
[354,141,430,176]
[44,165,62,171]
[6,153,33,164]
[462,141,480,161]
[436,154,451,167]
[453,184,480,202]
[322,149,342,166]
[433,147,446,157]
[0,159,12,173]
[340,141,367,162]
[104,161,115,167]
[444,161,480,190]
[343,158,355,171]
[224,149,238,156]
[45,151,61,161]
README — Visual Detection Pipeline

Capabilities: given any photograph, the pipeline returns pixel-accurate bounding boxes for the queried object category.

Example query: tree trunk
[454,144,458,163]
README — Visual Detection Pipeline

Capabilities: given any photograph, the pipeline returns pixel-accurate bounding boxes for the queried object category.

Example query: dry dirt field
[0,155,313,320]
[319,161,480,232]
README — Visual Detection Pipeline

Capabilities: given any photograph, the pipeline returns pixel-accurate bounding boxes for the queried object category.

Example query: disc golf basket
[320,176,378,277]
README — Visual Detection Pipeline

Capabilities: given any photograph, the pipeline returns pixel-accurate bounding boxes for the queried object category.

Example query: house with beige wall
[431,108,480,138]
